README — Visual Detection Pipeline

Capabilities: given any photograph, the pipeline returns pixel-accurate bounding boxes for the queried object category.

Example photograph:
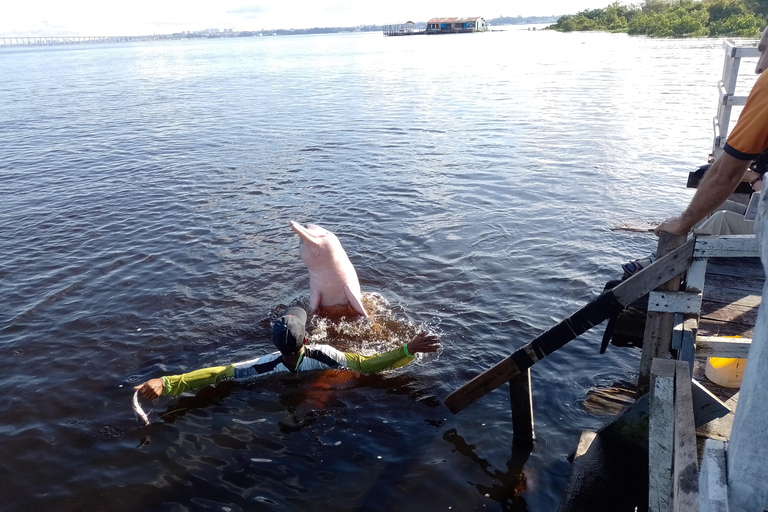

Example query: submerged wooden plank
[510,369,534,443]
[673,361,699,512]
[649,359,675,512]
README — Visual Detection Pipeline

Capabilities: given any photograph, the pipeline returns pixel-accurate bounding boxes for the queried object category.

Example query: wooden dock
[441,231,762,511]
[440,38,766,511]
[698,256,762,339]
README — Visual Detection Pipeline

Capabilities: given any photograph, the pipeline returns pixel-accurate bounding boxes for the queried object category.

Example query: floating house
[383,17,487,36]
[425,17,488,33]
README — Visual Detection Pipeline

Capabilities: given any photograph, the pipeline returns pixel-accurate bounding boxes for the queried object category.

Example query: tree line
[550,0,767,37]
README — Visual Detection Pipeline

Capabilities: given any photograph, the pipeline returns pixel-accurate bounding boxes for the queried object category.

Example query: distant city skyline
[2,0,617,37]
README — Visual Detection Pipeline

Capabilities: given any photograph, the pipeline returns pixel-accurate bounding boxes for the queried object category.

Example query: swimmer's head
[272,307,307,355]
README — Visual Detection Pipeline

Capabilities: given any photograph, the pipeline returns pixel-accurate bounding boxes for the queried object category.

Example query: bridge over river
[1,35,172,46]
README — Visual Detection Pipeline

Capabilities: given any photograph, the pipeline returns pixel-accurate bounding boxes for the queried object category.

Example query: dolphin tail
[344,284,369,317]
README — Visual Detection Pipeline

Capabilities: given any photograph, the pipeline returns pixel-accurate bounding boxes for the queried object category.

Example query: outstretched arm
[656,150,751,236]
[345,331,442,373]
[134,365,235,399]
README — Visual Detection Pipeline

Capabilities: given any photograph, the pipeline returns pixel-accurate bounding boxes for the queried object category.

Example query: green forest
[550,0,767,37]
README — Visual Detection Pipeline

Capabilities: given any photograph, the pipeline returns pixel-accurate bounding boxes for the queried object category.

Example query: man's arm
[345,332,442,373]
[134,365,235,399]
[655,152,752,236]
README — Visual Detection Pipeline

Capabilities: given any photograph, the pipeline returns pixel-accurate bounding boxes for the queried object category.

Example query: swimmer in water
[134,306,441,400]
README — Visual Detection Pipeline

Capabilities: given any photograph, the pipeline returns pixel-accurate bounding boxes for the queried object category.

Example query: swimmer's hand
[407,332,442,354]
[134,378,164,400]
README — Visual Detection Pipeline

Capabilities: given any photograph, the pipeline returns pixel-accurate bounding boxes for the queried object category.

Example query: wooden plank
[444,238,696,415]
[694,235,758,258]
[509,369,534,443]
[698,318,754,339]
[647,291,702,314]
[672,313,685,350]
[679,316,698,373]
[706,256,763,277]
[700,287,761,308]
[673,361,699,512]
[649,359,675,512]
[637,233,690,396]
[699,439,729,512]
[705,273,764,295]
[685,258,708,294]
[612,238,696,306]
[691,380,731,426]
[697,336,752,358]
[701,300,758,325]
[597,393,649,453]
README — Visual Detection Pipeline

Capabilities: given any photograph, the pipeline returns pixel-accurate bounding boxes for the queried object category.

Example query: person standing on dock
[656,25,768,512]
[656,26,768,236]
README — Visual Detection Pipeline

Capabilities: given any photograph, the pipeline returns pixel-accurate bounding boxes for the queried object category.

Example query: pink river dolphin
[290,221,369,318]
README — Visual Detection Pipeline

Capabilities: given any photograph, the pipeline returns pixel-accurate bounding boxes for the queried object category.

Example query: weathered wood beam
[647,291,702,314]
[694,235,758,258]
[699,439,729,512]
[673,361,699,512]
[696,336,752,359]
[649,359,675,512]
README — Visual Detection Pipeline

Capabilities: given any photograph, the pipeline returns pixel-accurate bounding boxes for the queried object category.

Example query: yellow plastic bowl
[705,357,746,388]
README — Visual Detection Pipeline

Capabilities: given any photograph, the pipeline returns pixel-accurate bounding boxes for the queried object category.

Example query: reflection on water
[0,27,752,511]
[444,428,533,511]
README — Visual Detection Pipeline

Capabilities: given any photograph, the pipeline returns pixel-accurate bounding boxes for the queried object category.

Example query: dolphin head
[290,221,340,264]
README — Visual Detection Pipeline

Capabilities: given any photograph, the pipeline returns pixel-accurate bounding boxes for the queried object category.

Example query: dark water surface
[0,28,755,511]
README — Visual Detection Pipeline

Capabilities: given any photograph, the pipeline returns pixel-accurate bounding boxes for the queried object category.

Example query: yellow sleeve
[161,365,235,396]
[344,345,414,373]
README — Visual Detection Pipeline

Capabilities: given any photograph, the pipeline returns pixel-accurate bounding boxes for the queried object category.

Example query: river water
[0,27,758,511]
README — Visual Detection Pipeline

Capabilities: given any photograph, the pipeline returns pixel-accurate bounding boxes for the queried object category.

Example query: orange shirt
[724,71,768,160]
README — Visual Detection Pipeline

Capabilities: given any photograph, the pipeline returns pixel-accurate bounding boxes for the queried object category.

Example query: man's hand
[407,332,442,354]
[654,216,692,237]
[134,378,164,400]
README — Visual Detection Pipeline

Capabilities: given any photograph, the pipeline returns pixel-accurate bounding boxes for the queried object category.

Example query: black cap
[272,307,307,355]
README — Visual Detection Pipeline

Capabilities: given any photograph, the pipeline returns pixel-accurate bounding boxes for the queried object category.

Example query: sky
[0,0,619,37]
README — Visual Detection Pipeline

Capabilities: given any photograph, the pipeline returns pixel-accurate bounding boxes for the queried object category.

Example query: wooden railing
[444,232,759,511]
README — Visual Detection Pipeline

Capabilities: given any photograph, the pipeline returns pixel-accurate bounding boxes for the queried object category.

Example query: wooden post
[637,232,689,395]
[673,361,699,511]
[509,369,534,444]
[649,358,675,512]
